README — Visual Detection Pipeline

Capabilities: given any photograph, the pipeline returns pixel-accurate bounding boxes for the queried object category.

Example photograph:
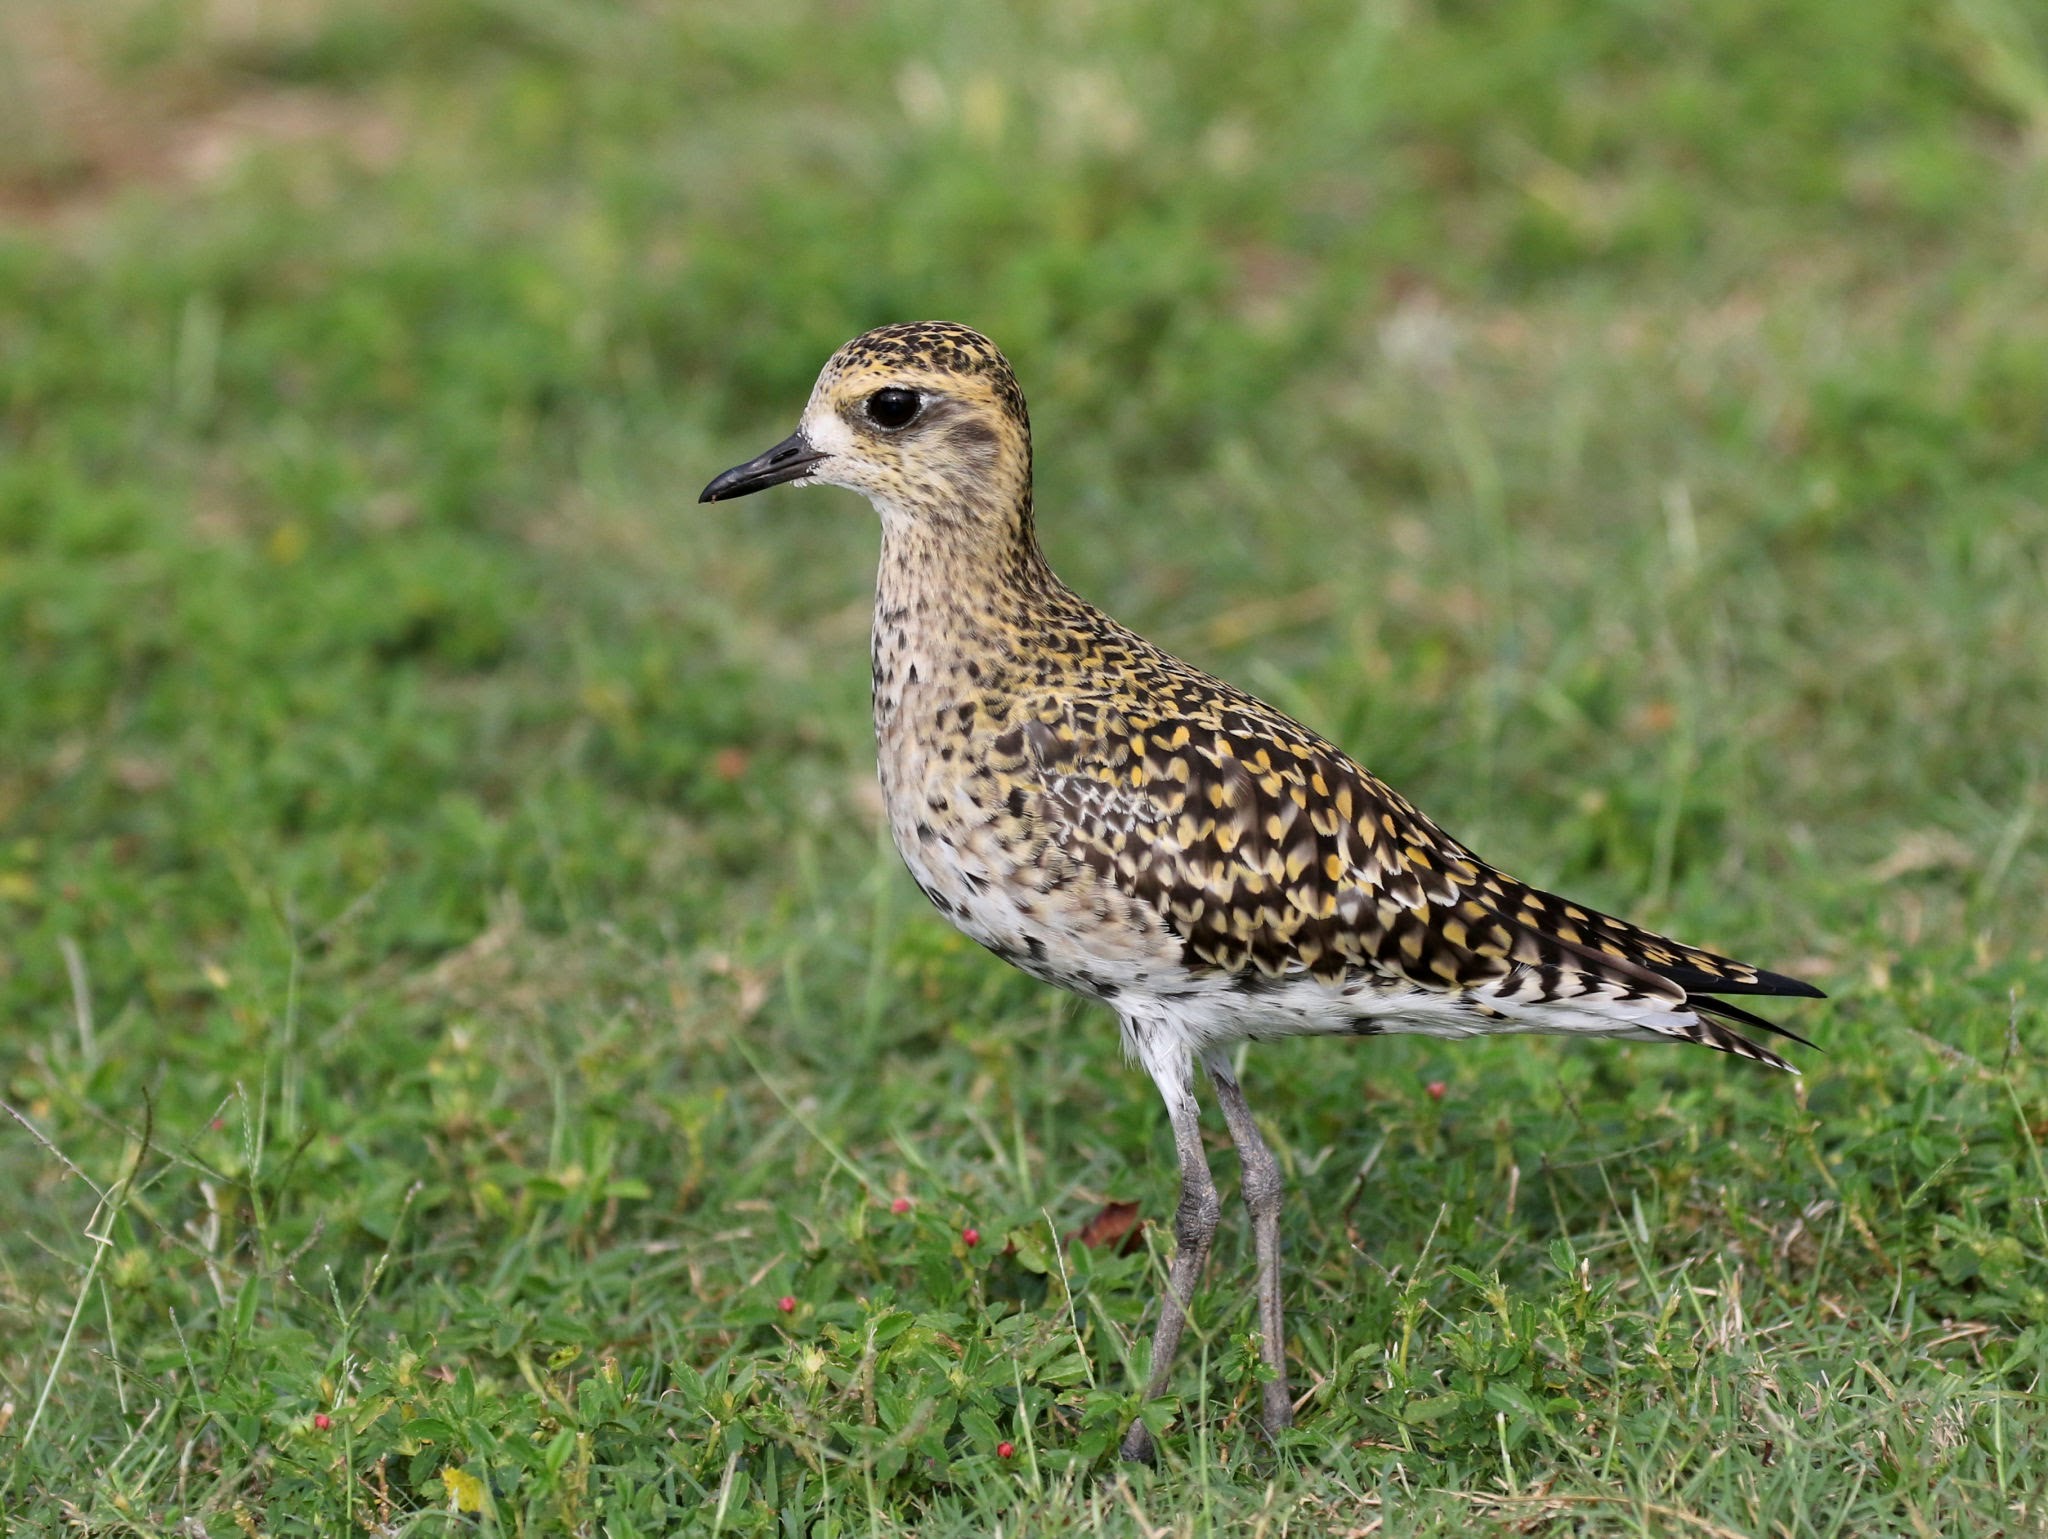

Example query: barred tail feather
[1691,993,1820,1051]
[1684,1011,1796,1072]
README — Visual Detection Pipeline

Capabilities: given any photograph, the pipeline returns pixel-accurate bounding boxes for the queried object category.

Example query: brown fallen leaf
[1068,1200,1146,1256]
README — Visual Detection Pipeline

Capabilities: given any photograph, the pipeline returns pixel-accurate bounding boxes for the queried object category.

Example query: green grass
[4,0,2047,1531]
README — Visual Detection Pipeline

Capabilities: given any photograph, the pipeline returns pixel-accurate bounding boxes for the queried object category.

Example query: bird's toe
[1118,1422,1159,1464]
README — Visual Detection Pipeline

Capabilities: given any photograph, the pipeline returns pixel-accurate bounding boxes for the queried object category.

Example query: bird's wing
[998,699,1818,1065]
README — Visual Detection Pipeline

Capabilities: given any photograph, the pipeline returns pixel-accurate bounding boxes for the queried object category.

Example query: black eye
[865,387,922,430]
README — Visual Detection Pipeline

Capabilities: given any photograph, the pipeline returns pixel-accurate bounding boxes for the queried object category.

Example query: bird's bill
[698,432,827,502]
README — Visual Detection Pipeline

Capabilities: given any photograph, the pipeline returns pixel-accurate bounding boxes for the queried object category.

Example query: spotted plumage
[702,320,1824,1461]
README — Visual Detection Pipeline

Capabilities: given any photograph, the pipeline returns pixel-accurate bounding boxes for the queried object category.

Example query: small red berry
[313,1413,333,1431]
[962,1227,980,1247]
[891,1196,911,1214]
[777,1295,796,1313]
[210,1118,224,1131]
[996,1440,1015,1459]
[1426,1080,1447,1101]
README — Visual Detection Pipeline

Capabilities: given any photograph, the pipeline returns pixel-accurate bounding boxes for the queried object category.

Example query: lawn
[3,0,2047,1532]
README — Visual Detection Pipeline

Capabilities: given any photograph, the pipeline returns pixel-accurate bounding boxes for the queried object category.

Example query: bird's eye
[865,387,922,430]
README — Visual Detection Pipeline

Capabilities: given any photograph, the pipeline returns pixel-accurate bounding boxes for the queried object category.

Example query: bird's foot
[1118,1420,1159,1464]
[1261,1383,1294,1442]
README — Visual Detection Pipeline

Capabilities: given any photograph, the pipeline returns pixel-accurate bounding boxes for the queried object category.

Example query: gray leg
[1119,1026,1220,1464]
[1203,1050,1292,1439]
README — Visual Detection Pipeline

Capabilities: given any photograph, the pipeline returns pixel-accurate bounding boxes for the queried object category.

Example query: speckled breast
[871,645,1180,1006]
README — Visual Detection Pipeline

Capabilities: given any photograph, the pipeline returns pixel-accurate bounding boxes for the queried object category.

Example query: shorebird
[701,321,1822,1463]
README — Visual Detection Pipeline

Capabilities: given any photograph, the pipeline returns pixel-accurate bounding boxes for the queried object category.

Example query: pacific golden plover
[701,321,1822,1462]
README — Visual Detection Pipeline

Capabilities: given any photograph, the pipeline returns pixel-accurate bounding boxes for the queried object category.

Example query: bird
[700,320,1822,1463]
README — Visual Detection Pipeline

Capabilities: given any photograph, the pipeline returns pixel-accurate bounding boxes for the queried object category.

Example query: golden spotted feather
[977,629,1819,1070]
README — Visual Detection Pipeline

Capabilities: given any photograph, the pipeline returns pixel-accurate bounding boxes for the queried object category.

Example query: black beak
[699,431,827,503]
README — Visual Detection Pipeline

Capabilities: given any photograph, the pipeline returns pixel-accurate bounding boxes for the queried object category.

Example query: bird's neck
[870,484,1071,728]
[873,481,1058,630]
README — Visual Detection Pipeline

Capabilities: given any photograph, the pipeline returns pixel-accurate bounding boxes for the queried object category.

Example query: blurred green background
[3,0,2046,1532]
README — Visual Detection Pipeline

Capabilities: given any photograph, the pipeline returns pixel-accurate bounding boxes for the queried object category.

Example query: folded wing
[1004,698,1820,1068]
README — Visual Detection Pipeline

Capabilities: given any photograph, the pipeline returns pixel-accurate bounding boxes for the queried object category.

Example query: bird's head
[700,322,1033,540]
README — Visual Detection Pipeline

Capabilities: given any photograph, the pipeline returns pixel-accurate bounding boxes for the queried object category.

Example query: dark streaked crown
[831,321,1030,429]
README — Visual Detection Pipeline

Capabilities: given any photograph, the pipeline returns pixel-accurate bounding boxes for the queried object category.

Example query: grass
[3,0,2047,1531]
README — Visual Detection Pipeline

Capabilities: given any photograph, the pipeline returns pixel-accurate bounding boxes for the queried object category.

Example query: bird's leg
[1202,1050,1292,1439]
[1119,1030,1219,1464]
